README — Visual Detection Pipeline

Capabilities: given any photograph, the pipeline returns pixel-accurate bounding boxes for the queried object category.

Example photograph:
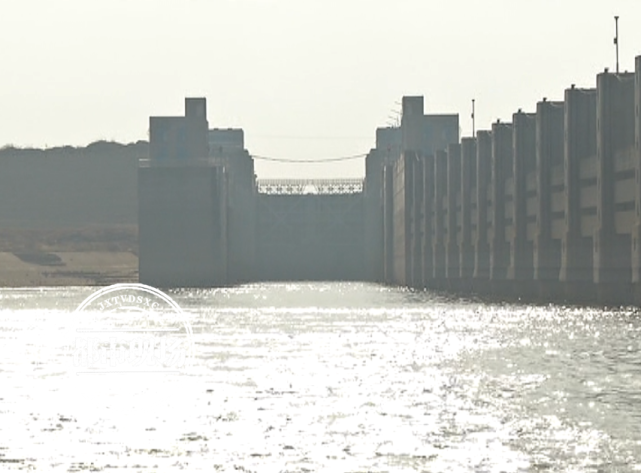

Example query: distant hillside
[0,141,148,228]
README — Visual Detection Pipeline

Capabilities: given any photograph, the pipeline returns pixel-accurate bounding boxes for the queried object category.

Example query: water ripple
[0,283,640,471]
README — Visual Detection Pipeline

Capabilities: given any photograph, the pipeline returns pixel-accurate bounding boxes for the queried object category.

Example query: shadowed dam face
[256,192,365,281]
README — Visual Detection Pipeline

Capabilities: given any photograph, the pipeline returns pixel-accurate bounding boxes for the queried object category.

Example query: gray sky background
[1,0,639,178]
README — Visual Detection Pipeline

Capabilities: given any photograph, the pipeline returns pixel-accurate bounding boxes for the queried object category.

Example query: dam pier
[139,55,641,305]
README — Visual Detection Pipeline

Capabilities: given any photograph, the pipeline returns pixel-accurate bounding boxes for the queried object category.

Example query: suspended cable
[250,153,368,163]
[252,135,371,140]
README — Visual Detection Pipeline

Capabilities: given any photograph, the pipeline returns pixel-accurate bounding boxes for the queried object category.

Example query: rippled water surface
[1,283,641,472]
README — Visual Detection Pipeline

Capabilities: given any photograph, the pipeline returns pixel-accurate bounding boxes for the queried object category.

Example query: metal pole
[471,99,475,137]
[614,16,619,74]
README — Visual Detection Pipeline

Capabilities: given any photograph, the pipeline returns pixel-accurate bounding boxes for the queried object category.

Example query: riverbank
[0,226,138,286]
[0,251,138,286]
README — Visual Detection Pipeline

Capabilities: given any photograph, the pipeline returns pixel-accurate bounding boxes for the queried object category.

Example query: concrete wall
[378,97,461,288]
[401,97,425,153]
[138,165,227,288]
[424,115,460,155]
[255,194,365,281]
[376,127,402,162]
[149,98,209,162]
[133,57,641,302]
[381,56,641,304]
[209,128,244,156]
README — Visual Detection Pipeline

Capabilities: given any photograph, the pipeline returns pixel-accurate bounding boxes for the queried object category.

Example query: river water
[0,282,640,472]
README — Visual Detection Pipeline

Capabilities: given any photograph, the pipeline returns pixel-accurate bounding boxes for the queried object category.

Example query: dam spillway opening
[255,179,366,282]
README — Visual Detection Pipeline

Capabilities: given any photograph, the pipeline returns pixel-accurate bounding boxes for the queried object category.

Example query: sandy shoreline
[0,251,138,287]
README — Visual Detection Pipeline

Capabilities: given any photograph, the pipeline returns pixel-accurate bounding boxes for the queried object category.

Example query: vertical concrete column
[383,165,394,284]
[218,167,229,283]
[534,100,564,290]
[404,155,414,286]
[225,151,257,284]
[364,148,385,282]
[474,131,492,283]
[594,72,635,301]
[560,87,596,296]
[446,144,462,283]
[392,155,414,286]
[508,111,536,285]
[490,122,513,289]
[422,154,435,286]
[215,166,231,285]
[432,149,447,284]
[632,56,641,302]
[411,154,424,288]
[460,137,477,280]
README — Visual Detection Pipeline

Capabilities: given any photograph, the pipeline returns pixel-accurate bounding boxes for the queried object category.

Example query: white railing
[256,178,364,195]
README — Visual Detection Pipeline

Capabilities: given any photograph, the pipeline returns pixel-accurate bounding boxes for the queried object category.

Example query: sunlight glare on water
[1,283,641,471]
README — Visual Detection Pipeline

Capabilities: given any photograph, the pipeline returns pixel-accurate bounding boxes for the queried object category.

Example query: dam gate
[255,179,365,281]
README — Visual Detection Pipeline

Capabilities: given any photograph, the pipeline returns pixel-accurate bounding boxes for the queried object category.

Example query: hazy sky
[1,0,639,178]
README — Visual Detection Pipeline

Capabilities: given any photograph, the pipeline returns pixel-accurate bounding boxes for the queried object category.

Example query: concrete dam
[139,55,641,305]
